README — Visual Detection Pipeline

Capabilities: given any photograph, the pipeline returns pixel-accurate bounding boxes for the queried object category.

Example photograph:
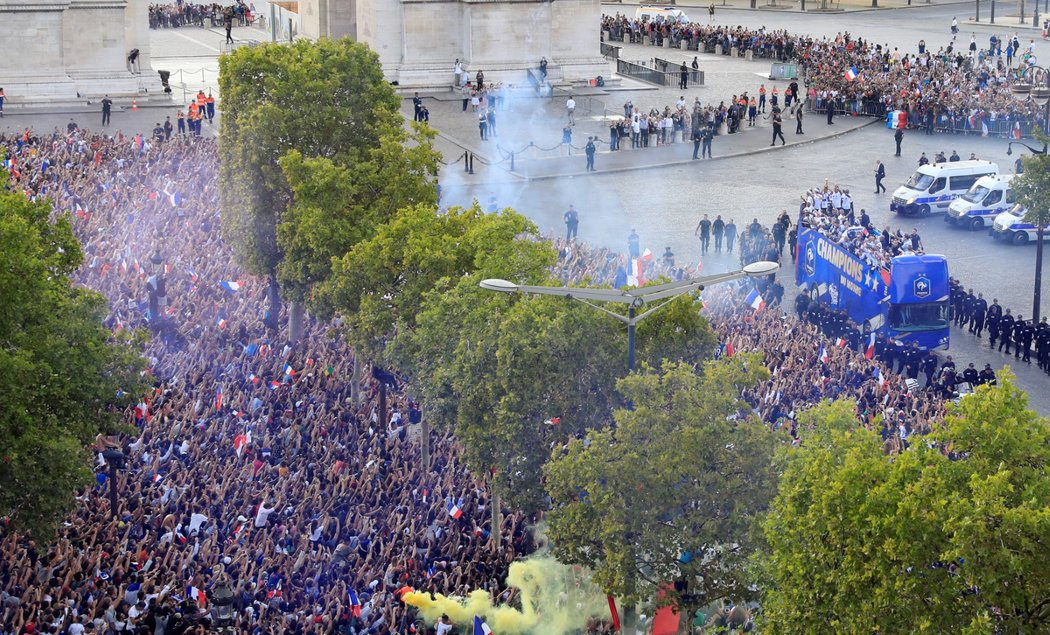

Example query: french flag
[248,373,260,385]
[745,288,765,312]
[835,337,847,348]
[448,501,464,519]
[186,269,199,283]
[865,333,876,360]
[348,589,362,618]
[216,316,227,329]
[640,247,653,262]
[220,280,241,294]
[818,344,828,364]
[474,616,494,635]
[169,192,181,208]
[269,380,280,391]
[187,586,206,607]
[626,258,645,287]
[3,158,14,169]
[215,385,223,411]
[845,66,858,81]
[283,363,295,380]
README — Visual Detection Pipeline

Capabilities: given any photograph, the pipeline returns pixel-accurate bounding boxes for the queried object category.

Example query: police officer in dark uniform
[962,363,979,386]
[970,292,988,337]
[921,350,938,386]
[1036,320,1050,372]
[962,289,976,331]
[905,343,923,379]
[986,298,1003,347]
[1019,318,1035,363]
[940,356,958,396]
[978,364,997,385]
[884,338,899,371]
[795,293,810,320]
[999,309,1015,354]
[873,335,887,363]
[1012,315,1027,359]
[951,283,966,327]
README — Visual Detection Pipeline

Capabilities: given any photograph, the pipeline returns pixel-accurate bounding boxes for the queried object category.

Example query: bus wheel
[970,217,984,231]
[1013,231,1030,246]
[918,205,931,218]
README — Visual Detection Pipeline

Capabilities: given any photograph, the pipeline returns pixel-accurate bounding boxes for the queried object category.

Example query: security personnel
[1012,315,1028,360]
[921,350,938,386]
[905,343,922,379]
[1019,318,1035,363]
[176,109,186,135]
[970,292,988,336]
[951,284,967,327]
[998,309,1015,354]
[962,363,979,385]
[1036,323,1050,372]
[986,298,1003,347]
[962,289,977,331]
[205,92,216,123]
[978,364,997,385]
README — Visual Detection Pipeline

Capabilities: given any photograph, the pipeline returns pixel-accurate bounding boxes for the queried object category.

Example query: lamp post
[480,261,780,371]
[1008,67,1050,321]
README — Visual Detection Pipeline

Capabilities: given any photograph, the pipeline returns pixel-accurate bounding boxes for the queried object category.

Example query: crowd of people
[602,16,1048,137]
[0,128,535,635]
[148,2,252,29]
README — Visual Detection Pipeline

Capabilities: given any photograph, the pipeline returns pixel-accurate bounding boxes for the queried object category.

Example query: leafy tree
[544,358,781,614]
[0,180,146,537]
[760,375,1050,633]
[218,38,416,335]
[1012,130,1050,319]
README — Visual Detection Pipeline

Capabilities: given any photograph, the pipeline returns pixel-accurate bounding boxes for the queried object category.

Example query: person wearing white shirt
[566,96,576,124]
[255,500,277,528]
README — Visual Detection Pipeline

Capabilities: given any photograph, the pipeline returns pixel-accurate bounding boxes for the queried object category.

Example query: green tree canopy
[0,180,146,537]
[1013,130,1050,227]
[218,37,412,290]
[761,376,1050,634]
[316,203,553,364]
[544,358,781,611]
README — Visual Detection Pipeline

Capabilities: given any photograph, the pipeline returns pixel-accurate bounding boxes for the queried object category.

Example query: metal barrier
[616,59,676,86]
[654,57,706,86]
[600,42,621,59]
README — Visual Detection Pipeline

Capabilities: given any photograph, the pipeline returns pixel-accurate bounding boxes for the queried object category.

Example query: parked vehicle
[891,160,999,217]
[946,174,1017,231]
[991,204,1047,245]
[635,6,691,24]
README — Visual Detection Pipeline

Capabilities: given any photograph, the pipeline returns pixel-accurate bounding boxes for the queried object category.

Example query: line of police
[950,279,1050,374]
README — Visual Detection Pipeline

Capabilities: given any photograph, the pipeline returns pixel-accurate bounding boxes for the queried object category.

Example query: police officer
[1036,323,1050,372]
[970,292,988,336]
[905,343,922,379]
[952,284,967,327]
[962,289,977,330]
[794,290,810,320]
[1019,318,1035,363]
[999,309,1015,354]
[1012,315,1027,360]
[922,350,938,386]
[962,362,979,385]
[978,364,997,385]
[986,298,1003,347]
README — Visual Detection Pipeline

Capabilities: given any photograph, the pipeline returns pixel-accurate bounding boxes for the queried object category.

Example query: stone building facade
[1,0,152,101]
[296,0,605,87]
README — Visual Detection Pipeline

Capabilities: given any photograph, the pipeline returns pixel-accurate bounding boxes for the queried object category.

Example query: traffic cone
[131,99,138,112]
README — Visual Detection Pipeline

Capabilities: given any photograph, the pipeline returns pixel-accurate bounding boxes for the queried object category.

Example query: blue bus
[795,225,951,350]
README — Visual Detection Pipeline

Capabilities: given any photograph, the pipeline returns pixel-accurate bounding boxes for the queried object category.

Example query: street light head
[742,261,780,277]
[479,278,519,293]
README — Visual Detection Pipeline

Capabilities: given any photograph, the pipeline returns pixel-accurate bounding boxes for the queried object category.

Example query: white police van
[635,6,691,24]
[891,160,999,217]
[946,174,1017,230]
[992,204,1045,245]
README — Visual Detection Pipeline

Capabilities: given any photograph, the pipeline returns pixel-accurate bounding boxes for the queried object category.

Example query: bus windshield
[961,185,990,203]
[888,302,950,332]
[904,172,934,191]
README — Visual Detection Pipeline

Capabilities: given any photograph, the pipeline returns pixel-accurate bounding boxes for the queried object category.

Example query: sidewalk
[603,0,971,14]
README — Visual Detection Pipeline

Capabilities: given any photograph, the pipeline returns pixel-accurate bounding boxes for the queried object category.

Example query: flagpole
[627,306,636,371]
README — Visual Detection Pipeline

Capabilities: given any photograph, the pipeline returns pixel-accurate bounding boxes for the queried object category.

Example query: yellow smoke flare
[403,555,609,634]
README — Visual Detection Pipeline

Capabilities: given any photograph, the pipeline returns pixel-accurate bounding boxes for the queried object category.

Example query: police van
[635,6,691,24]
[991,204,1045,245]
[891,160,999,217]
[946,174,1017,230]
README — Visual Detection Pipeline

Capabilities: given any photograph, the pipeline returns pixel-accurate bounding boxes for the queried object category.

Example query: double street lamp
[480,261,780,371]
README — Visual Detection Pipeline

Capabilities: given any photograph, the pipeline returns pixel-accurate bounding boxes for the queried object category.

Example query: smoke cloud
[403,555,610,634]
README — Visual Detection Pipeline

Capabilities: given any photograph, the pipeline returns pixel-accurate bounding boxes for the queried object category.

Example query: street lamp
[480,261,780,371]
[1008,66,1050,321]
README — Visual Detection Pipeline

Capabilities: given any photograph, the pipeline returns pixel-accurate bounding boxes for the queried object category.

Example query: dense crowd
[148,2,251,29]
[602,16,1048,135]
[0,129,532,635]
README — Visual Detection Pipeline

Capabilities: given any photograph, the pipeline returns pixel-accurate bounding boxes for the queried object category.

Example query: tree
[0,180,147,537]
[544,358,781,615]
[1012,130,1050,320]
[760,376,1050,633]
[218,38,410,338]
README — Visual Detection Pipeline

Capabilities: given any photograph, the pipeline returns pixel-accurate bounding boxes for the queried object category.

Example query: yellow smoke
[403,555,609,634]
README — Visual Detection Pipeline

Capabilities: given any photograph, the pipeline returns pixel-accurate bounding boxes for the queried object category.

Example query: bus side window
[984,190,1002,205]
[930,177,946,193]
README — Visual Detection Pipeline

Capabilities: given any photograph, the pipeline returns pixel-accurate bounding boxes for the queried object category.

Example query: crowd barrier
[810,97,1049,138]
